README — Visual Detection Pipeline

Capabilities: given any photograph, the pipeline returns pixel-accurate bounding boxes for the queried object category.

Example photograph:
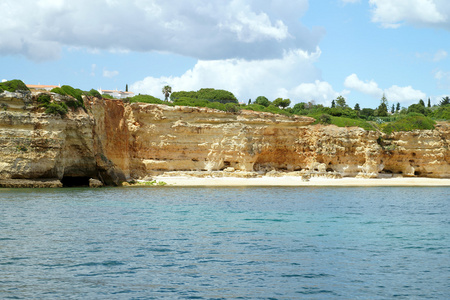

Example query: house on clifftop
[98,89,134,99]
[26,84,60,91]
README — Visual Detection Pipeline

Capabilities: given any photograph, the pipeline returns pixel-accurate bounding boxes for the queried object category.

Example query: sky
[1,0,450,109]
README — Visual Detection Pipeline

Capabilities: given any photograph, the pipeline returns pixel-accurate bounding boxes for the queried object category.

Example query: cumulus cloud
[0,0,324,61]
[344,74,383,97]
[131,48,342,105]
[384,85,427,102]
[369,0,450,29]
[344,73,427,103]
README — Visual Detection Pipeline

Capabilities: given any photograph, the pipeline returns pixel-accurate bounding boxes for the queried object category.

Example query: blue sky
[1,0,449,109]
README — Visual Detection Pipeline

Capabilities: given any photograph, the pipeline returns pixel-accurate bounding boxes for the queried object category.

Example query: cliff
[1,91,449,187]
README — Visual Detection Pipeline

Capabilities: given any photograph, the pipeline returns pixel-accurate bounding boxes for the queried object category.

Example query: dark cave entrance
[61,176,91,187]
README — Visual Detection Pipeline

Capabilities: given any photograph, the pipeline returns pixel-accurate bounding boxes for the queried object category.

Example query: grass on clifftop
[309,113,377,131]
[380,113,436,134]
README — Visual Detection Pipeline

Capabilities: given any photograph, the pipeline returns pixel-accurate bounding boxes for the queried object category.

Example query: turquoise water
[0,187,449,299]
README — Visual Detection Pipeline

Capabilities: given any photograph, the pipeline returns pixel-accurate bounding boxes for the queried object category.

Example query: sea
[0,186,449,299]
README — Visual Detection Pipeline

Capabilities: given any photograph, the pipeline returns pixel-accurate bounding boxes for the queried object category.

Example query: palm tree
[162,85,172,101]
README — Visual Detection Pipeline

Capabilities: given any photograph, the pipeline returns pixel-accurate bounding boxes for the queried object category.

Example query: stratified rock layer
[1,91,449,187]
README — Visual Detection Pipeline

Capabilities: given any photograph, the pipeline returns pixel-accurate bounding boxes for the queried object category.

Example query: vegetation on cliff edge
[0,80,29,93]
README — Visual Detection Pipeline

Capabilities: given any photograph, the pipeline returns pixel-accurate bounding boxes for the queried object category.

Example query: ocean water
[0,187,449,299]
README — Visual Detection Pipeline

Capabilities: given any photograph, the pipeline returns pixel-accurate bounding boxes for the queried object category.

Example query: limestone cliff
[0,91,125,187]
[86,100,450,179]
[1,92,449,187]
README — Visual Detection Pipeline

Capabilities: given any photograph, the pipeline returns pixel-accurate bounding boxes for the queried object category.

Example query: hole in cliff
[326,168,334,172]
[382,169,393,174]
[61,176,91,187]
[412,153,416,157]
[414,171,422,176]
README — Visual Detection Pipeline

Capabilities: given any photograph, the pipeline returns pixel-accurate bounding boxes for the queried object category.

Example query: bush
[0,79,29,92]
[88,89,102,98]
[319,114,331,124]
[37,94,51,107]
[128,94,163,104]
[381,114,436,134]
[50,85,85,109]
[45,102,68,116]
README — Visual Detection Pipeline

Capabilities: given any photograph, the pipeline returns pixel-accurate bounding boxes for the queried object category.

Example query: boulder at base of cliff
[89,178,103,188]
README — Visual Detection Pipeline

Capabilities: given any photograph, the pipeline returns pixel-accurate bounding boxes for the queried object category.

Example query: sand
[153,176,450,187]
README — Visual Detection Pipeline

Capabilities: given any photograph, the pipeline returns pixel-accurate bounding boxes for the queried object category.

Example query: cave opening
[61,176,91,187]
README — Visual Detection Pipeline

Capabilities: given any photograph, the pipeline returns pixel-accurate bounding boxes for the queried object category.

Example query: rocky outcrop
[1,91,449,187]
[0,91,125,186]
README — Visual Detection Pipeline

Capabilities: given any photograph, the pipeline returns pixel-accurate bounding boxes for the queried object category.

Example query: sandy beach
[154,176,450,187]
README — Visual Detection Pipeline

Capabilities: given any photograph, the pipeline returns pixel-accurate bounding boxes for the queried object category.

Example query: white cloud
[433,49,448,62]
[369,0,450,29]
[434,70,450,89]
[344,73,383,97]
[341,0,360,4]
[131,47,342,105]
[344,73,426,103]
[290,80,343,105]
[384,85,427,103]
[103,69,119,78]
[0,0,323,61]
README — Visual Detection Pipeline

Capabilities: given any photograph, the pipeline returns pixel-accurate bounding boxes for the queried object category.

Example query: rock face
[87,101,450,179]
[0,91,125,186]
[1,91,449,187]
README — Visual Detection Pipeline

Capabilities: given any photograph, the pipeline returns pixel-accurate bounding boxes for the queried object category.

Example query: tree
[377,94,388,117]
[331,100,336,108]
[248,99,251,105]
[273,98,291,109]
[255,96,270,107]
[396,102,400,112]
[354,103,360,111]
[419,99,425,107]
[427,97,431,108]
[126,84,128,92]
[335,95,347,108]
[391,104,395,114]
[162,85,172,101]
[440,96,450,106]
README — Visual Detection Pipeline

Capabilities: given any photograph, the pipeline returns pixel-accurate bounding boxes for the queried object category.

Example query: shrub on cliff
[45,102,68,116]
[128,94,164,104]
[50,85,85,109]
[381,114,436,134]
[0,79,29,93]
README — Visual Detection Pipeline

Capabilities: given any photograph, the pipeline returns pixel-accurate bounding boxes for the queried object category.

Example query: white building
[98,89,134,99]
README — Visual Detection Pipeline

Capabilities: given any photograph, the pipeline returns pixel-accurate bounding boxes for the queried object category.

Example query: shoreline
[153,176,450,187]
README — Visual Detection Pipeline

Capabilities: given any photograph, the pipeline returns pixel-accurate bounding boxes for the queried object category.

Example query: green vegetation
[50,85,85,109]
[171,88,238,104]
[0,79,29,93]
[128,94,164,104]
[45,102,68,116]
[381,114,436,134]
